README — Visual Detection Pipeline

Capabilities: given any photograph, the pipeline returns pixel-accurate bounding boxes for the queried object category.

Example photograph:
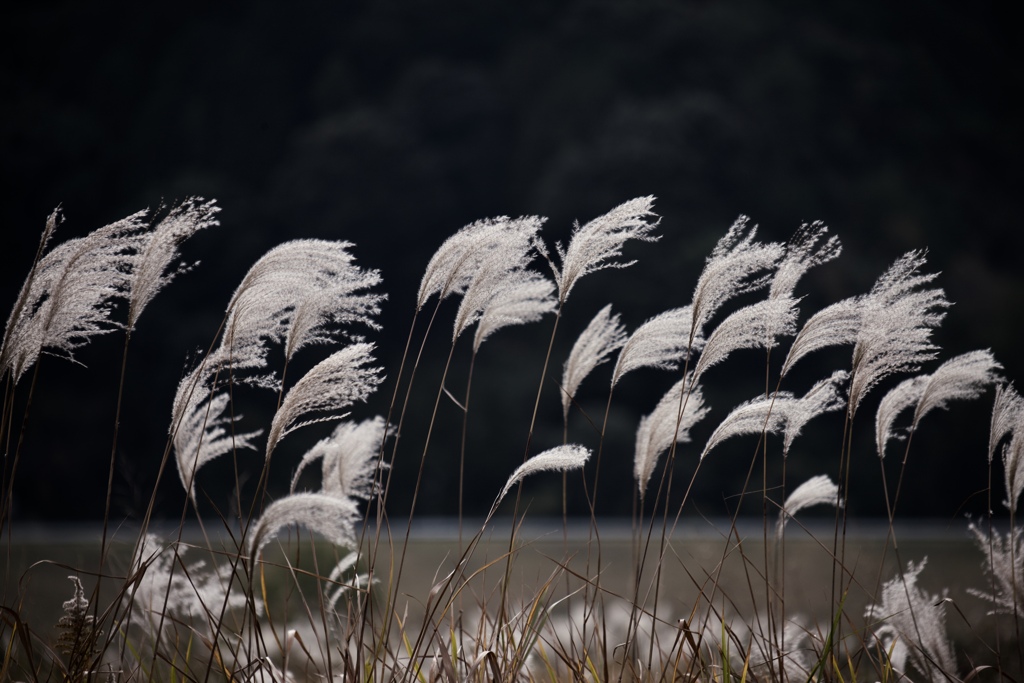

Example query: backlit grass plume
[634,373,708,499]
[848,250,950,416]
[560,304,627,421]
[611,306,698,386]
[290,415,390,499]
[986,384,1024,513]
[875,349,1001,458]
[218,239,384,379]
[692,296,799,382]
[1,207,146,383]
[127,197,220,330]
[780,295,863,378]
[968,522,1024,614]
[172,366,262,499]
[769,221,842,301]
[451,216,547,340]
[866,558,956,681]
[469,270,556,353]
[701,370,848,460]
[537,195,659,305]
[265,342,383,458]
[776,474,841,538]
[418,216,544,311]
[494,444,591,510]
[989,383,1023,464]
[248,492,361,560]
[689,215,784,341]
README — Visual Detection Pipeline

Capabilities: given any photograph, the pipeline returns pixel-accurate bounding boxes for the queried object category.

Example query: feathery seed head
[692,296,799,382]
[171,365,262,500]
[701,370,847,460]
[220,240,384,377]
[290,415,391,500]
[419,215,544,310]
[634,374,708,498]
[470,269,556,351]
[990,383,1024,465]
[690,215,785,339]
[1,207,148,382]
[866,558,956,680]
[540,196,659,305]
[848,250,950,416]
[612,306,698,387]
[128,197,219,329]
[248,492,360,561]
[776,474,841,538]
[266,342,383,458]
[876,350,1001,458]
[561,304,627,421]
[769,221,841,301]
[781,296,864,377]
[450,217,551,343]
[494,444,591,510]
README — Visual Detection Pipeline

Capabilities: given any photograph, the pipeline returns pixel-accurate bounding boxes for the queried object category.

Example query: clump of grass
[0,196,1019,682]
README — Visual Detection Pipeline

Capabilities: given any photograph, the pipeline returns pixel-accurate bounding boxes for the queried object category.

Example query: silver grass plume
[689,215,785,341]
[692,296,799,382]
[290,415,390,500]
[1003,434,1024,515]
[775,474,841,539]
[494,444,591,509]
[989,383,1023,465]
[218,239,384,379]
[633,374,708,499]
[611,306,699,387]
[127,197,219,329]
[450,216,552,345]
[875,350,1001,458]
[780,370,849,455]
[988,384,1024,513]
[471,269,555,352]
[418,216,544,310]
[780,296,863,377]
[762,222,840,362]
[848,250,950,416]
[266,342,382,458]
[127,535,244,630]
[1,208,60,381]
[1,207,147,383]
[248,492,360,560]
[561,304,627,422]
[865,558,956,681]
[701,370,847,460]
[967,521,1024,614]
[768,221,842,301]
[171,365,262,500]
[537,196,659,305]
[701,395,787,461]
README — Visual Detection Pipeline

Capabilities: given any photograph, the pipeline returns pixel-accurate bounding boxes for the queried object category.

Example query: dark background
[2,1,1020,524]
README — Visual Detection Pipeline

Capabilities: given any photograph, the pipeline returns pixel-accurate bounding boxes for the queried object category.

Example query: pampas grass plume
[494,444,591,509]
[561,304,627,421]
[266,342,382,458]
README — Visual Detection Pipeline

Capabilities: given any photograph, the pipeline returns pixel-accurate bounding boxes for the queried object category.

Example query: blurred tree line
[1,0,1020,522]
